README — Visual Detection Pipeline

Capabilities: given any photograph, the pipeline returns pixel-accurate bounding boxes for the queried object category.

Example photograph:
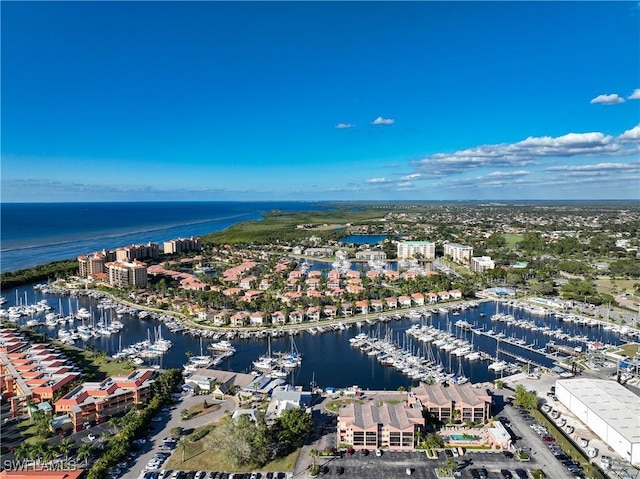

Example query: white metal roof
[557,378,640,445]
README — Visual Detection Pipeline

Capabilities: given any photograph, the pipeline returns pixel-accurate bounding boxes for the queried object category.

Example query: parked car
[375,449,382,457]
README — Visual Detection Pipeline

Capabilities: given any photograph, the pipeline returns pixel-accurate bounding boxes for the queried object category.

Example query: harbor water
[1,283,627,391]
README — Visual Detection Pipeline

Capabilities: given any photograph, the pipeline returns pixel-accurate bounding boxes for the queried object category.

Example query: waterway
[2,283,625,391]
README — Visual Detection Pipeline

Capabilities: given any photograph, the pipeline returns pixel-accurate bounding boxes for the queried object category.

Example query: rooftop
[556,378,640,445]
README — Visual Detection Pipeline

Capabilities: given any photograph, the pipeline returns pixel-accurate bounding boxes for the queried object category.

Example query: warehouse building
[555,378,640,466]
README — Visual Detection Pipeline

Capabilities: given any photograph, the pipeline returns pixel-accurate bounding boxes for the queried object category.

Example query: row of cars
[144,471,289,479]
[469,469,528,479]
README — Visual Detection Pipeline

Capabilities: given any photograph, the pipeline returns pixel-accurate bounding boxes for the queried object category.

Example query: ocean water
[0,201,322,273]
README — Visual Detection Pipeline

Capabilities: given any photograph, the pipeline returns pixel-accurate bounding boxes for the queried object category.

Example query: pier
[471,327,569,363]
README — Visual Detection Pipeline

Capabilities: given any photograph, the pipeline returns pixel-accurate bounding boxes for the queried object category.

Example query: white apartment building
[471,256,495,273]
[397,241,435,260]
[444,243,474,264]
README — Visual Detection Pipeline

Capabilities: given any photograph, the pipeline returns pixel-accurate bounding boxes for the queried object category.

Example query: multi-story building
[115,242,159,262]
[55,369,155,432]
[0,331,82,417]
[338,401,424,451]
[77,252,107,278]
[355,250,387,261]
[471,256,495,273]
[444,243,474,264]
[397,241,435,260]
[163,236,202,254]
[105,260,148,288]
[409,382,492,424]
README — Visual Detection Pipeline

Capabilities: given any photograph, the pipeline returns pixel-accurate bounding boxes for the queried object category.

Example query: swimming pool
[450,434,478,441]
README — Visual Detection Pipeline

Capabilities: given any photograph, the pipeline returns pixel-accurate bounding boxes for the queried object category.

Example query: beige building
[409,383,492,424]
[444,243,474,264]
[397,241,435,260]
[163,236,202,254]
[105,260,148,288]
[77,252,106,278]
[338,401,424,451]
[115,242,159,262]
[471,256,495,273]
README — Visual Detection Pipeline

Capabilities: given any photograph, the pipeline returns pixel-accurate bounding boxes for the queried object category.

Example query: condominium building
[77,252,107,278]
[0,331,81,417]
[355,250,387,261]
[115,242,159,262]
[105,260,148,288]
[444,243,474,264]
[471,256,496,273]
[163,236,202,254]
[397,241,435,260]
[55,369,155,432]
[409,382,492,424]
[338,401,424,451]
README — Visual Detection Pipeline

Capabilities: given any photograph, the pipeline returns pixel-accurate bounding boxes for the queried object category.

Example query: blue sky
[2,1,639,202]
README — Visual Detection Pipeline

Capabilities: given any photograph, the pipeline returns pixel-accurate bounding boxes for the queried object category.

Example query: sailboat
[253,336,278,372]
[280,336,302,369]
[188,337,213,367]
[454,358,469,384]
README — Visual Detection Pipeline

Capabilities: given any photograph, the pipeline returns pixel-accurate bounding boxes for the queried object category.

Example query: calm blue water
[0,202,323,272]
[2,284,624,390]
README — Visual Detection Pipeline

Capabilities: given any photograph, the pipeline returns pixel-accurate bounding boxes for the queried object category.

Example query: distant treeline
[0,259,77,290]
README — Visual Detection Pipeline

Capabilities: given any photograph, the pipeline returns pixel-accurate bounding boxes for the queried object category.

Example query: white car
[87,433,97,441]
[133,438,147,446]
[375,449,382,457]
[452,448,459,458]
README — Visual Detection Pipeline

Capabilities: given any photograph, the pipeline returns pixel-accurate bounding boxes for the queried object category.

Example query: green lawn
[504,234,523,249]
[180,402,221,421]
[324,398,364,413]
[615,343,640,358]
[55,343,135,380]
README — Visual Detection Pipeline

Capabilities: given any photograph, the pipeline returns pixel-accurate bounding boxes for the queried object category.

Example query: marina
[0,282,632,390]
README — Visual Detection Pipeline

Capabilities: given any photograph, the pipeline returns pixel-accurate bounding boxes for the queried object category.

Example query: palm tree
[177,437,188,463]
[76,443,93,465]
[13,443,31,461]
[42,444,57,463]
[108,417,120,434]
[58,438,74,461]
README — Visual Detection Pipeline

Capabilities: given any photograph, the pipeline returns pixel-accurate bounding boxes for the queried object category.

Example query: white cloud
[619,124,640,142]
[335,123,355,129]
[485,170,530,178]
[628,89,640,100]
[590,93,625,105]
[371,116,394,125]
[400,173,422,181]
[365,177,392,184]
[413,131,619,177]
[545,162,640,175]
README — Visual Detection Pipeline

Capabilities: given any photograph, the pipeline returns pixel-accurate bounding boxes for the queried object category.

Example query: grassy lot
[165,425,300,473]
[594,278,637,296]
[614,342,640,358]
[180,401,221,421]
[16,419,50,446]
[55,343,135,380]
[530,410,605,479]
[324,398,364,413]
[505,234,523,249]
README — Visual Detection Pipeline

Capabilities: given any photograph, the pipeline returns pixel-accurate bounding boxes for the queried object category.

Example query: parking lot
[307,449,555,479]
